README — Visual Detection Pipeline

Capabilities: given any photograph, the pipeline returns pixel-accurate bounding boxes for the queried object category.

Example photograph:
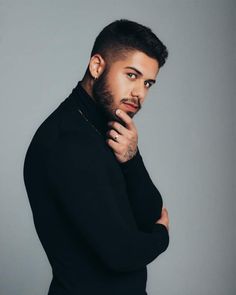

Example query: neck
[80,77,96,103]
[72,79,110,139]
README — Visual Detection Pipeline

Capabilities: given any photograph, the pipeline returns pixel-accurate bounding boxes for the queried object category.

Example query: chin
[128,112,135,118]
[126,110,136,118]
[120,104,137,118]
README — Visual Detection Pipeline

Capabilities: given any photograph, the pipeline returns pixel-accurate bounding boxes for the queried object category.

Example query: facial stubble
[92,68,137,127]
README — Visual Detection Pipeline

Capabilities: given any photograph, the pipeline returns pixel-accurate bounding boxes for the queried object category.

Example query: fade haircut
[90,19,168,69]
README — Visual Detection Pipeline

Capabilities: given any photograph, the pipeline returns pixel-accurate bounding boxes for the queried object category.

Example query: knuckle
[128,131,135,140]
[110,130,115,136]
[126,133,132,140]
[126,116,132,123]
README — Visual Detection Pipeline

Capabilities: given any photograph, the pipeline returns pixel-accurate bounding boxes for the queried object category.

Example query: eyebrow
[124,66,156,84]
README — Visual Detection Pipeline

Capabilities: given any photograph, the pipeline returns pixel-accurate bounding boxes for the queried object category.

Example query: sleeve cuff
[119,147,143,172]
[152,223,170,252]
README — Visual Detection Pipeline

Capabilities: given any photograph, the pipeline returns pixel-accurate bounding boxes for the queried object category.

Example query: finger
[163,207,168,214]
[108,121,129,135]
[106,138,122,153]
[115,109,135,130]
[161,208,168,218]
[106,129,126,144]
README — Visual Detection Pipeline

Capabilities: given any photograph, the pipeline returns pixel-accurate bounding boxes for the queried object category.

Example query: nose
[131,82,145,104]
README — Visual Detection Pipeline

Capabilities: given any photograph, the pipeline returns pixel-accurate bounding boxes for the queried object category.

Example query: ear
[88,54,106,79]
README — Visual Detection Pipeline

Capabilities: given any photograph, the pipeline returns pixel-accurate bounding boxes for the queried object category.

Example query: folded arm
[46,135,169,273]
[119,147,164,233]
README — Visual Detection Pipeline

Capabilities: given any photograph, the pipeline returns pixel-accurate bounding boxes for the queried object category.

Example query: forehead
[109,50,159,78]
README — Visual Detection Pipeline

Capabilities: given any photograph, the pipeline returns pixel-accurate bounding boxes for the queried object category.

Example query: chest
[96,137,137,229]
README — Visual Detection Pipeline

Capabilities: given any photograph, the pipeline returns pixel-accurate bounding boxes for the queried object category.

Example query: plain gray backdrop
[0,0,235,294]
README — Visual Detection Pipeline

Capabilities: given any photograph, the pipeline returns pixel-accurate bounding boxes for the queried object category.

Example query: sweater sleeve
[46,135,169,273]
[119,147,163,233]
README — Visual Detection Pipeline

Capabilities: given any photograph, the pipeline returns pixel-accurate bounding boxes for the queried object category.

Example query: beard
[92,67,139,126]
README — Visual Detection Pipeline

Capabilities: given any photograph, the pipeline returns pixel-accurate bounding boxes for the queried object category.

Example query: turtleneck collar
[70,80,110,139]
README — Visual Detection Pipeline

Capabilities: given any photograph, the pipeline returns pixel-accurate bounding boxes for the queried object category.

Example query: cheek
[110,73,130,99]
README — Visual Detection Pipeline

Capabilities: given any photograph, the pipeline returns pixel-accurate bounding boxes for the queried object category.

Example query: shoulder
[28,105,93,152]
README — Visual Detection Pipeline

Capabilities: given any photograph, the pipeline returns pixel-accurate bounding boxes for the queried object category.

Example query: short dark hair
[90,19,168,68]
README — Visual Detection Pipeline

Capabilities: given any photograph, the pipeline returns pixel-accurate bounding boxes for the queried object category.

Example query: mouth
[122,102,138,112]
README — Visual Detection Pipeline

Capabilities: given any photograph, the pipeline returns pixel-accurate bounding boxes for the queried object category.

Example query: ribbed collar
[68,80,110,139]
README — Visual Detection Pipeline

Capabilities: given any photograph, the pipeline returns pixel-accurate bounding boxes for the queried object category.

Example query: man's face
[92,50,159,125]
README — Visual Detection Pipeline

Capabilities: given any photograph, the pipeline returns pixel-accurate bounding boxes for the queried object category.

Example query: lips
[123,102,138,112]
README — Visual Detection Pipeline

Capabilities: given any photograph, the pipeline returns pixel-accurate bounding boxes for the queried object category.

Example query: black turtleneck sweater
[23,81,169,295]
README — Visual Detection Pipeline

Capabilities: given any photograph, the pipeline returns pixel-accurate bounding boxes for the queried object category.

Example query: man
[23,19,170,295]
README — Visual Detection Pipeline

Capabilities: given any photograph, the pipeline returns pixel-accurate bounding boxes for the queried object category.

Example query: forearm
[119,147,163,232]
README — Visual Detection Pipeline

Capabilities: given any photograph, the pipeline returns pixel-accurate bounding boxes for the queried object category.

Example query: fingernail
[116,109,121,115]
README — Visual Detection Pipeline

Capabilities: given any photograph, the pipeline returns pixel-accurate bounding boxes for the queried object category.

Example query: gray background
[0,0,235,294]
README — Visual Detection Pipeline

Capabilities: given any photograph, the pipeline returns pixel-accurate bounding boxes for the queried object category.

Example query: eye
[144,81,152,89]
[127,73,137,80]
